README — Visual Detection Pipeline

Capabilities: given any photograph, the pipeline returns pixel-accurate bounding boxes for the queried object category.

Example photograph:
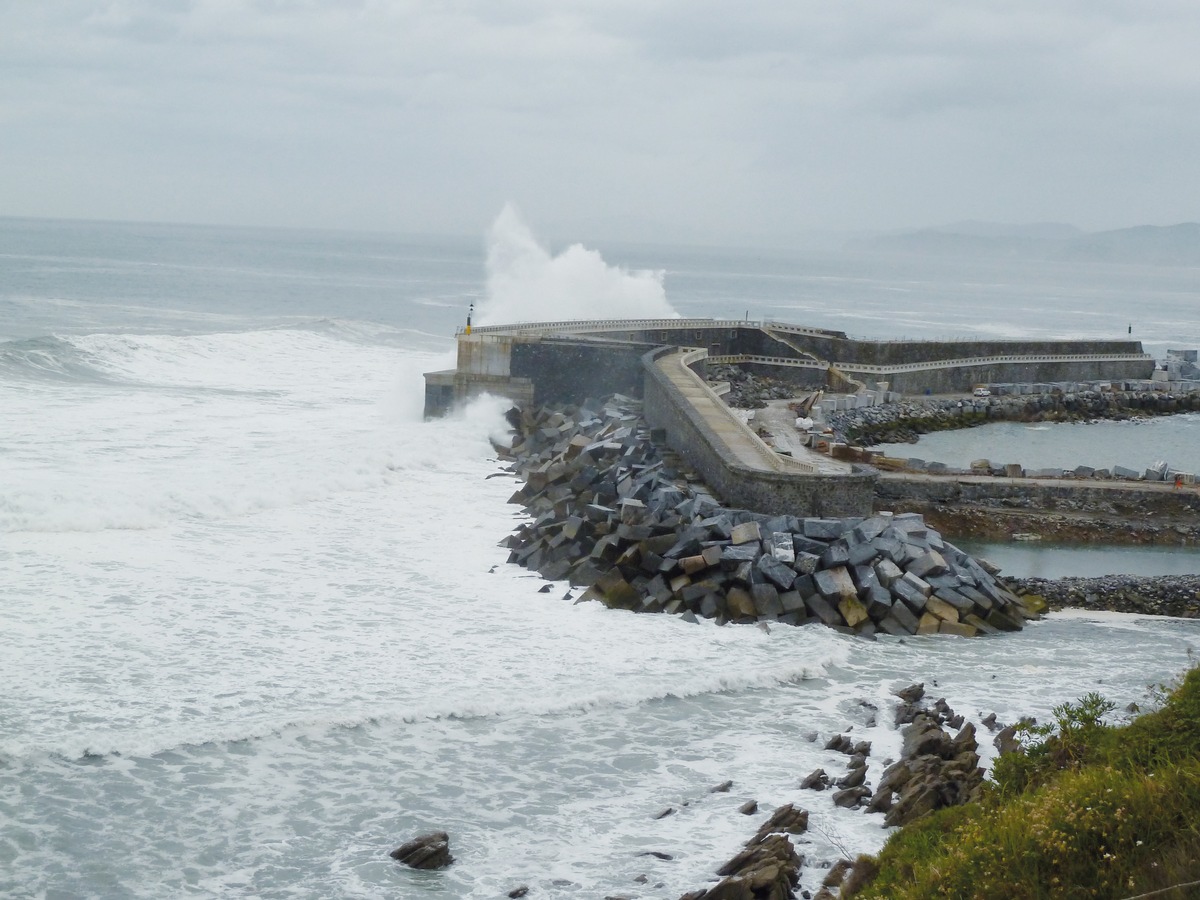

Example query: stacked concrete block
[500,397,1034,637]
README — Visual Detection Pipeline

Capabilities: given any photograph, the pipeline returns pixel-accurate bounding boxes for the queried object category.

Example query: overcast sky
[3,1,1199,245]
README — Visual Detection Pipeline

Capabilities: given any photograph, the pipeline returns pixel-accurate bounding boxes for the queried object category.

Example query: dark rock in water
[654,807,675,819]
[709,779,734,793]
[508,887,529,898]
[832,786,871,808]
[821,859,853,889]
[835,766,867,789]
[875,715,986,828]
[390,831,454,869]
[738,799,759,815]
[994,724,1021,755]
[800,768,830,790]
[824,733,853,753]
[754,803,810,842]
[685,832,802,900]
[895,682,925,703]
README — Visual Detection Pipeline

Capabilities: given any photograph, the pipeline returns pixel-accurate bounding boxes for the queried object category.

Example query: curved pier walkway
[651,348,852,476]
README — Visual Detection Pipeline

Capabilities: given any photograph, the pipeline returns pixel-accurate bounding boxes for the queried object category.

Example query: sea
[3,214,1200,899]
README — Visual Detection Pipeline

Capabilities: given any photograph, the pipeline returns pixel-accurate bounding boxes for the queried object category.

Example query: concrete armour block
[900,571,932,598]
[887,599,920,633]
[907,550,948,580]
[779,590,807,613]
[865,585,894,620]
[726,587,758,619]
[916,612,941,635]
[847,542,879,566]
[925,595,960,623]
[939,620,978,638]
[814,566,858,603]
[804,518,846,540]
[756,554,797,591]
[877,614,913,636]
[820,542,852,568]
[934,587,976,616]
[794,552,821,575]
[891,578,928,613]
[751,583,784,618]
[805,593,844,626]
[721,544,760,565]
[874,557,904,587]
[839,595,870,628]
[731,521,763,545]
[770,532,796,564]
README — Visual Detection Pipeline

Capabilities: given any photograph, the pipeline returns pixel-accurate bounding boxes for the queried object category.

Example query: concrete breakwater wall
[642,347,877,519]
[497,396,1039,638]
[425,319,1152,417]
[1010,575,1200,619]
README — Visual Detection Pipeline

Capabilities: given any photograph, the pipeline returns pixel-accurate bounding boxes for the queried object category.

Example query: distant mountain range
[848,221,1200,266]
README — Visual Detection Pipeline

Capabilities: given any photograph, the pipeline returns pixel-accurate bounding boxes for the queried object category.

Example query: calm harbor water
[958,540,1200,579]
[876,415,1200,476]
[3,215,1199,898]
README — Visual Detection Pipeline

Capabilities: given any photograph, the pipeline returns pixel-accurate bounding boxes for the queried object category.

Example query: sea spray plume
[478,204,678,325]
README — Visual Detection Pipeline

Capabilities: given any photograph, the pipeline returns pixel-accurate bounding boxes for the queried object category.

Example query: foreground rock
[499,397,1038,637]
[678,805,807,900]
[389,831,454,869]
[866,687,984,827]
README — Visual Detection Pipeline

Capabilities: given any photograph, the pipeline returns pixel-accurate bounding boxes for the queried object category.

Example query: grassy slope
[846,666,1200,900]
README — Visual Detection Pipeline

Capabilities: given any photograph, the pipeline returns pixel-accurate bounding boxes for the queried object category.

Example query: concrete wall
[793,336,1144,366]
[510,339,650,405]
[426,323,1152,414]
[872,359,1155,395]
[642,347,877,517]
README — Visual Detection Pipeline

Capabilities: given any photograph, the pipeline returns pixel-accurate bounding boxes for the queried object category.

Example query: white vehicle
[973,386,991,397]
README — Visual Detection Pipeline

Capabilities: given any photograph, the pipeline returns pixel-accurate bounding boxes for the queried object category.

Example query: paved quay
[652,350,851,476]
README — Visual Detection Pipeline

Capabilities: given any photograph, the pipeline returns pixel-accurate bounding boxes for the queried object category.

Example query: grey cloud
[1,0,1198,239]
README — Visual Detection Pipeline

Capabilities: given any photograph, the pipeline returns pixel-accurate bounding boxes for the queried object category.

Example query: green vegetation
[846,665,1200,899]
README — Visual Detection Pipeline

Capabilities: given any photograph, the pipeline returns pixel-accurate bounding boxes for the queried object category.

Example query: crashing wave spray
[477,204,678,326]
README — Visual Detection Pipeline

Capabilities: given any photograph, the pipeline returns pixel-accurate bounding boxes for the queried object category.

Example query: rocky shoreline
[497,397,1038,638]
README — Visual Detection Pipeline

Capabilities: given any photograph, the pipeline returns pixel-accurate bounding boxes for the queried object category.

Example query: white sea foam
[5,220,1200,900]
[478,204,678,325]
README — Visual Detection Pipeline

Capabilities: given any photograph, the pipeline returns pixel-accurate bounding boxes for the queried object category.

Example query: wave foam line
[0,653,844,765]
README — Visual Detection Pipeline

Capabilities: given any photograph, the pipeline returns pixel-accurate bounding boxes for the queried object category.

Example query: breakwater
[829,389,1200,451]
[498,396,1038,638]
[1010,575,1200,618]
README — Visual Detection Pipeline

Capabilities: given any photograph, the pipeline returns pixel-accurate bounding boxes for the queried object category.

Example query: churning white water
[2,212,1199,898]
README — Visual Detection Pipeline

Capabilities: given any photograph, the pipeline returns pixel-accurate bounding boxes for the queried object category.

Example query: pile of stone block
[500,397,1037,637]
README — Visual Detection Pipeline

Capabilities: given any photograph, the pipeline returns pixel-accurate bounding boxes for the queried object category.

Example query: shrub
[845,666,1200,899]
